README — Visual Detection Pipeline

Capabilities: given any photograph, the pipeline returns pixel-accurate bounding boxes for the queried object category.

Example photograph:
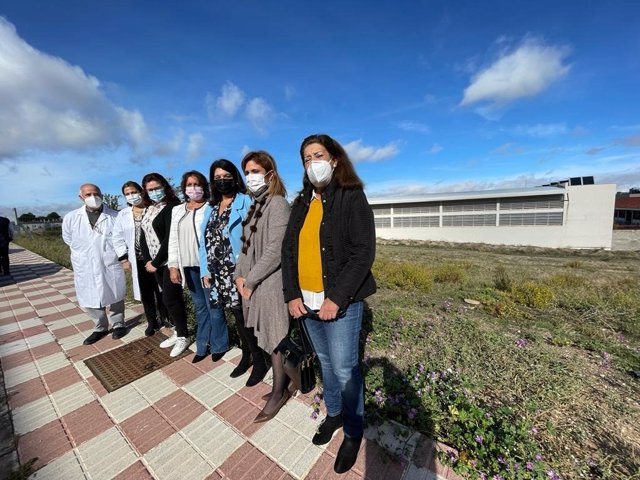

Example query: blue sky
[1,0,639,218]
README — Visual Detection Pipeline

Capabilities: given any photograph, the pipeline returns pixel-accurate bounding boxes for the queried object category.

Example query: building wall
[372,184,616,250]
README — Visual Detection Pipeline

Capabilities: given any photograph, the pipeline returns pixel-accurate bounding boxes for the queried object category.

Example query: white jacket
[112,206,141,301]
[167,203,206,287]
[62,205,126,308]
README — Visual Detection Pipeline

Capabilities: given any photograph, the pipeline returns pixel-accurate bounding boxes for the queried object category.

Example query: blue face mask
[148,189,166,203]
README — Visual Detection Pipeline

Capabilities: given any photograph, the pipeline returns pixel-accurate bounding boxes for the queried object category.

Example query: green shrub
[549,272,584,288]
[511,281,554,308]
[493,265,512,291]
[373,259,433,292]
[433,262,468,284]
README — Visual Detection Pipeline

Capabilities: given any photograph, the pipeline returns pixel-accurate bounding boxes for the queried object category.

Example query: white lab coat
[112,206,141,301]
[62,205,126,308]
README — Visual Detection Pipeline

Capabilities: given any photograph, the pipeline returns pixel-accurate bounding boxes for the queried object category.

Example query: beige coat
[235,192,290,352]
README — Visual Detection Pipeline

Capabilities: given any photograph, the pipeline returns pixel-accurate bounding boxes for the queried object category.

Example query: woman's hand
[288,298,306,319]
[319,298,339,321]
[169,267,182,285]
[235,277,253,300]
[202,276,211,288]
[120,259,131,271]
[145,261,157,273]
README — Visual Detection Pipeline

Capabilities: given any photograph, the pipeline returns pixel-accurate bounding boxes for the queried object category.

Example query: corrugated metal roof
[367,186,566,205]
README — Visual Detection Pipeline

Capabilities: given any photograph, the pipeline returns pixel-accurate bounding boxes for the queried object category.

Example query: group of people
[61,134,376,474]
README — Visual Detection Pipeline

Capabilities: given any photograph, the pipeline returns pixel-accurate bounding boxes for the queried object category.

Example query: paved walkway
[0,245,457,480]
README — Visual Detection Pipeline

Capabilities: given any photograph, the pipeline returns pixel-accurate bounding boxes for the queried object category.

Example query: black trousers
[0,245,9,275]
[154,265,188,338]
[136,259,166,328]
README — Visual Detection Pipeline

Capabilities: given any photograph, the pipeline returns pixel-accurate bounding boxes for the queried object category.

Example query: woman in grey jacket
[234,150,291,423]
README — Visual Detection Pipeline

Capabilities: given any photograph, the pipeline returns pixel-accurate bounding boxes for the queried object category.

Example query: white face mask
[245,173,268,194]
[83,195,102,209]
[125,193,143,206]
[306,160,334,188]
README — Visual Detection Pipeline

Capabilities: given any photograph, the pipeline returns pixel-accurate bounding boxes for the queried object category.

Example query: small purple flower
[547,470,560,480]
[479,474,487,480]
[313,394,321,403]
[530,427,538,434]
[526,462,534,471]
[498,455,506,464]
[407,408,417,420]
[418,363,425,373]
[374,389,384,405]
[470,460,477,468]
[310,411,318,420]
[516,338,528,348]
[475,435,484,444]
[586,458,597,467]
[492,475,504,480]
[535,453,543,461]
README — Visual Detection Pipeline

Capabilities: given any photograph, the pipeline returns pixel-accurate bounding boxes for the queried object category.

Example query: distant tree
[630,187,640,194]
[18,212,36,222]
[46,212,61,221]
[103,193,121,211]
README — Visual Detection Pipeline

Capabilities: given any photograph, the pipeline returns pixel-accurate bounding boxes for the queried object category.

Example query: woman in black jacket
[281,134,376,474]
[140,172,188,357]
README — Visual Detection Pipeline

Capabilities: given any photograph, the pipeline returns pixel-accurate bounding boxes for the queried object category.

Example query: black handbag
[276,315,316,394]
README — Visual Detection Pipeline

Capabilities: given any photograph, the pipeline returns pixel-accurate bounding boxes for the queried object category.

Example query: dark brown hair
[121,180,150,207]
[180,170,210,202]
[141,172,179,203]
[299,134,363,190]
[241,150,287,198]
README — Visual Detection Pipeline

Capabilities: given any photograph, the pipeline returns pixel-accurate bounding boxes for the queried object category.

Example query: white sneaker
[160,332,177,348]
[170,337,189,357]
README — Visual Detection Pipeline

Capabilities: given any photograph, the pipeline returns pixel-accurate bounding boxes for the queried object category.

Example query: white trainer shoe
[170,337,189,357]
[159,332,177,348]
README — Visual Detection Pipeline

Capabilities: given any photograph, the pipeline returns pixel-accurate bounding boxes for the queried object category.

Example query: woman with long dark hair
[168,170,227,362]
[234,150,291,422]
[281,134,376,474]
[199,160,267,382]
[113,181,167,336]
[140,172,189,356]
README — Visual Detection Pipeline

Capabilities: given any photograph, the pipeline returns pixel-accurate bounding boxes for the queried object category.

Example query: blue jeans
[184,267,229,355]
[304,301,364,438]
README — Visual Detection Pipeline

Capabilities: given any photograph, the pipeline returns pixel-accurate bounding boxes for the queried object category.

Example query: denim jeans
[184,266,229,355]
[304,301,364,438]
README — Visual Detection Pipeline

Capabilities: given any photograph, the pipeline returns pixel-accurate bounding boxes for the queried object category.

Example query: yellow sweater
[298,198,323,292]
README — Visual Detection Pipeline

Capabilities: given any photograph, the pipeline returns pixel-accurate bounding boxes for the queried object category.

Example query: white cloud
[245,98,273,134]
[284,85,297,101]
[427,143,443,155]
[153,129,184,156]
[207,81,246,118]
[460,38,571,108]
[344,139,399,163]
[186,133,204,161]
[617,133,640,146]
[241,145,252,157]
[491,142,527,155]
[0,17,149,159]
[398,121,431,134]
[507,123,568,138]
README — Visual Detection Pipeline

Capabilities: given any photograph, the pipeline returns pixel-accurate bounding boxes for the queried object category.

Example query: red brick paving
[61,400,114,447]
[30,342,63,359]
[43,365,82,394]
[154,389,206,430]
[86,376,109,397]
[218,442,295,480]
[236,383,273,408]
[21,324,49,338]
[62,307,84,317]
[213,394,263,437]
[0,331,24,344]
[7,377,48,409]
[66,344,99,362]
[51,325,78,339]
[112,460,155,480]
[120,406,175,454]
[16,419,73,471]
[1,349,34,370]
[162,359,204,386]
[40,311,67,322]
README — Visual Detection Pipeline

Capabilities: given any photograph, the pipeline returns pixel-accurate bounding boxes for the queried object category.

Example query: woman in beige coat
[234,150,291,423]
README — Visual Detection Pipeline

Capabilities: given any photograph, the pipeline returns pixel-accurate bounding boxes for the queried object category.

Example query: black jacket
[281,181,376,309]
[140,199,181,268]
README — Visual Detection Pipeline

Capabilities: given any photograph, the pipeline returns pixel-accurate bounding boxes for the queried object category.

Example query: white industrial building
[369,182,616,250]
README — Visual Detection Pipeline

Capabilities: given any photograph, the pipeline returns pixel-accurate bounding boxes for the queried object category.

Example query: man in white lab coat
[62,184,127,344]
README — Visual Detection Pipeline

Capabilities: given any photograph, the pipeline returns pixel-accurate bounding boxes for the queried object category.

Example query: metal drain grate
[84,335,190,392]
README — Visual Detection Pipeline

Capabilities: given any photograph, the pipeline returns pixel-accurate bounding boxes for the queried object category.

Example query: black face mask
[214,178,236,195]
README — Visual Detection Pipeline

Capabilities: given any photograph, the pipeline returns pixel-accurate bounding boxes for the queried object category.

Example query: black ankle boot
[230,351,253,378]
[246,351,269,387]
[312,414,343,445]
[334,435,363,473]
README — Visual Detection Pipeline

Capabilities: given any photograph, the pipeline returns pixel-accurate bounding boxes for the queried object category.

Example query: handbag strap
[296,316,315,355]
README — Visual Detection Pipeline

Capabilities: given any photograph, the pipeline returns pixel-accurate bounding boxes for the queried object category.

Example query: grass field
[13,231,640,479]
